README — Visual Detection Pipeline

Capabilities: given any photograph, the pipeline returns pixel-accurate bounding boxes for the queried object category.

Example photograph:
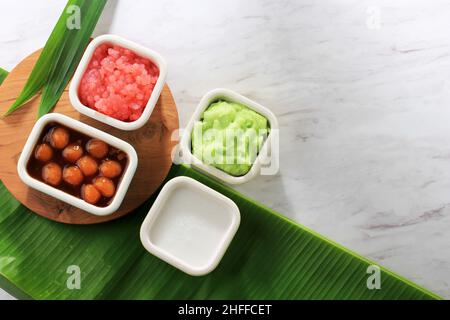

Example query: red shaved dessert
[78,43,159,122]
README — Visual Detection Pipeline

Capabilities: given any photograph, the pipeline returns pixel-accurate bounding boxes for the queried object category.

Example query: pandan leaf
[0,68,8,85]
[3,0,107,117]
[3,0,79,116]
[38,0,107,118]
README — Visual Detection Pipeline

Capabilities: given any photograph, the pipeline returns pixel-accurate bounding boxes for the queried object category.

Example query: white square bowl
[17,113,138,216]
[69,34,167,131]
[179,88,279,185]
[140,176,240,276]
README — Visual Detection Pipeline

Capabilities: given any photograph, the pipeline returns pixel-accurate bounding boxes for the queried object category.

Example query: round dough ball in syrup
[49,127,69,149]
[81,184,101,205]
[42,162,62,186]
[63,166,84,186]
[76,155,98,176]
[86,139,109,159]
[99,160,122,179]
[34,143,53,162]
[62,143,83,163]
[93,176,116,197]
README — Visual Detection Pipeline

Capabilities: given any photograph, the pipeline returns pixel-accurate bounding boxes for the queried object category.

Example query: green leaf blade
[0,68,8,85]
[3,0,107,118]
[3,0,82,116]
[38,0,107,118]
[0,166,441,300]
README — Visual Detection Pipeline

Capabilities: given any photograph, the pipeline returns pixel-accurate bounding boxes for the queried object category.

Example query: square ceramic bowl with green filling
[180,88,278,185]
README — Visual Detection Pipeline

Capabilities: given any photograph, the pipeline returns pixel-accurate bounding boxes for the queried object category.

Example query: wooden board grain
[0,49,179,224]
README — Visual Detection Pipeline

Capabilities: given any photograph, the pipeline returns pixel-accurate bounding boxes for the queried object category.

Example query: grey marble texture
[1,0,450,299]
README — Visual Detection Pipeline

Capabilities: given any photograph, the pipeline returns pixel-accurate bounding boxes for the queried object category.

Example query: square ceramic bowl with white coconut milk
[140,176,240,276]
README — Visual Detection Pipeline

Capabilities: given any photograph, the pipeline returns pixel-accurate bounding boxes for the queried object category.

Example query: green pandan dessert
[192,100,269,176]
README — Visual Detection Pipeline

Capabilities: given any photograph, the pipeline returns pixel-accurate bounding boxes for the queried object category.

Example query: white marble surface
[1,0,450,299]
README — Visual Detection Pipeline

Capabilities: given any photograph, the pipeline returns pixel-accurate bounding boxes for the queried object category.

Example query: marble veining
[1,0,450,299]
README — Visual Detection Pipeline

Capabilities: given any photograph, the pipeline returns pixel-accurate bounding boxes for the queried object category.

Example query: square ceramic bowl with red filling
[69,34,167,131]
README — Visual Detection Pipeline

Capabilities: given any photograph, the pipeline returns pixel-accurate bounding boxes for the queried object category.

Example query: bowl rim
[69,34,167,131]
[179,88,279,185]
[17,113,138,216]
[139,176,240,276]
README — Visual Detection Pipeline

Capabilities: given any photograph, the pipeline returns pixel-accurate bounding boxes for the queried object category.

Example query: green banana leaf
[0,167,440,300]
[0,68,441,299]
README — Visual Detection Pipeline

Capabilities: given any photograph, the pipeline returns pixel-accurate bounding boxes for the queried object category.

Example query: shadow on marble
[237,172,296,221]
[93,0,119,36]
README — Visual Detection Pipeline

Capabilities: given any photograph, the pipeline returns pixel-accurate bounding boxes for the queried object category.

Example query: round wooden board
[0,49,179,224]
